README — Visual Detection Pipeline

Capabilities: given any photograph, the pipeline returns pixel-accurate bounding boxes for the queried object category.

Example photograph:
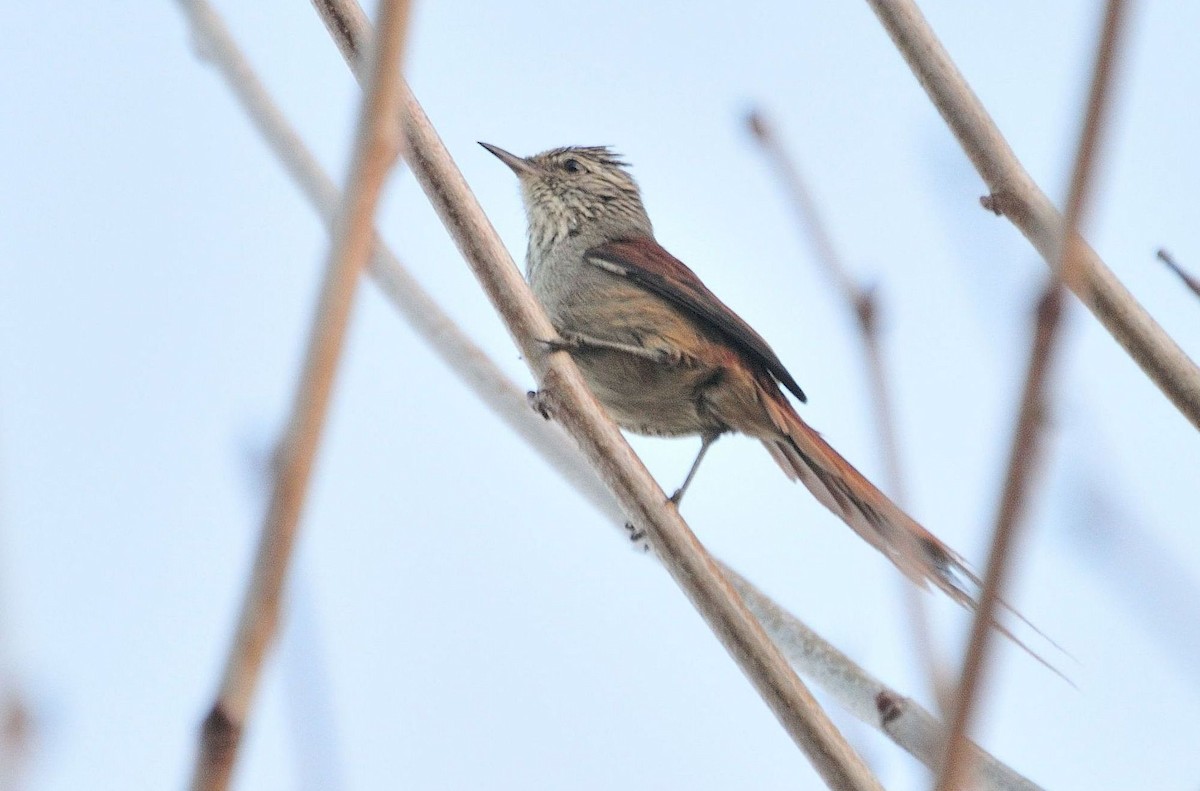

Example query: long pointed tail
[762,420,982,612]
[760,396,1070,675]
[752,385,978,609]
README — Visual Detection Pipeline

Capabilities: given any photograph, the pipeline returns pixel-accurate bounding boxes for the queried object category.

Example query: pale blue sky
[1,2,1198,789]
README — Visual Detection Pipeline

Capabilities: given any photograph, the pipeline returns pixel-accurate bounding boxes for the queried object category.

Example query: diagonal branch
[186,4,1040,785]
[934,2,1131,790]
[864,0,1200,431]
[305,3,884,788]
[178,0,412,788]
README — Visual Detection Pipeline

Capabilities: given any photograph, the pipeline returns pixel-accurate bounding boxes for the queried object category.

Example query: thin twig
[1156,249,1200,300]
[864,0,1200,431]
[747,109,952,715]
[305,3,886,789]
[189,7,1040,785]
[935,3,1131,790]
[180,0,412,788]
[745,112,861,309]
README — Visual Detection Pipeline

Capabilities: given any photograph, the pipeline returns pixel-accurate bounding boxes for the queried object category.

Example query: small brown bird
[482,142,980,610]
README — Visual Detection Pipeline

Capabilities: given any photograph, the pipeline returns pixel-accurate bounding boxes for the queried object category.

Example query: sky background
[2,1,1199,789]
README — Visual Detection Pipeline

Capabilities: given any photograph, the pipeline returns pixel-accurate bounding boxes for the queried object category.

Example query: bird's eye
[563,158,583,174]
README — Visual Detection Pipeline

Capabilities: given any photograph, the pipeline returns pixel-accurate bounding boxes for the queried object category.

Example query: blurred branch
[864,0,1200,431]
[304,4,885,790]
[935,3,1131,790]
[184,3,1040,786]
[745,113,863,314]
[0,694,30,791]
[746,109,952,715]
[1156,249,1200,300]
[179,0,412,788]
[0,441,30,791]
[239,437,346,791]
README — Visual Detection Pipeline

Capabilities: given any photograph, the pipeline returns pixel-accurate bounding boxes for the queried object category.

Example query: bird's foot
[624,521,651,553]
[526,389,554,420]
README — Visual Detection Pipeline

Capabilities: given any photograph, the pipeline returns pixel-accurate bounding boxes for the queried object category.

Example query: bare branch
[1156,249,1200,300]
[935,3,1131,790]
[179,0,412,787]
[303,3,887,788]
[187,6,1041,785]
[747,109,952,713]
[863,0,1200,430]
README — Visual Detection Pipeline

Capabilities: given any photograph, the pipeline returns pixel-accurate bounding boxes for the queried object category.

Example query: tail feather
[761,396,1069,675]
[766,431,978,611]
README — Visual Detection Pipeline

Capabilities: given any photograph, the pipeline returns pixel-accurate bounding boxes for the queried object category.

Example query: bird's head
[480,143,653,248]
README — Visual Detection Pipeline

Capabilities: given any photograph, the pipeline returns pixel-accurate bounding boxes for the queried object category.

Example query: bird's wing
[585,236,807,402]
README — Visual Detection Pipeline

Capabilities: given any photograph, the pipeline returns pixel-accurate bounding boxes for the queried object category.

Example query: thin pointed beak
[479,142,536,176]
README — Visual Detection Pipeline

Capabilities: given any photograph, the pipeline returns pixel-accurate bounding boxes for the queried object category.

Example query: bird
[481,141,983,612]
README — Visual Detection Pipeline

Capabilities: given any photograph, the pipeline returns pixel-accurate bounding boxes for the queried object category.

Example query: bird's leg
[669,432,721,506]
